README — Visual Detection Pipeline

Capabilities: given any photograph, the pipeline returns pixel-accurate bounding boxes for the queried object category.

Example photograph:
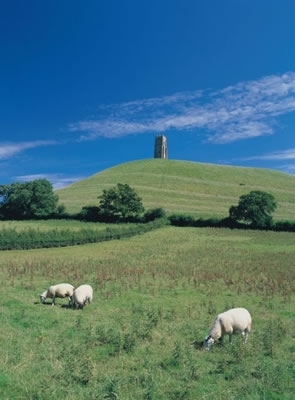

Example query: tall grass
[0,227,295,398]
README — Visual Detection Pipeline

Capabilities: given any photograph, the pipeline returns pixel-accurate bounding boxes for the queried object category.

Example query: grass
[1,226,295,399]
[0,219,109,232]
[56,159,295,221]
[1,159,295,398]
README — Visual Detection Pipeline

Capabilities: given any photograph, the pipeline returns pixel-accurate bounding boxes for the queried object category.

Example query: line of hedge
[0,218,168,251]
[168,214,295,231]
[2,214,295,251]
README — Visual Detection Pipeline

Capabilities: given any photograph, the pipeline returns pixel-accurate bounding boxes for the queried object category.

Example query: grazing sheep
[39,283,75,306]
[71,284,93,309]
[203,307,252,350]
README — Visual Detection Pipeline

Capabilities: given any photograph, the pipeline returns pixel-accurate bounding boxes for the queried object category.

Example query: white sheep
[39,283,75,306]
[71,284,93,309]
[203,307,252,350]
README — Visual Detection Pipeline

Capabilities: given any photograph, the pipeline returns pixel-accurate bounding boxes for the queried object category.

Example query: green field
[1,226,295,399]
[56,159,295,221]
[1,160,295,398]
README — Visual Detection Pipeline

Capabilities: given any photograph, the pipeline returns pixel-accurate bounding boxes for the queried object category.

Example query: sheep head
[39,291,47,303]
[203,335,215,350]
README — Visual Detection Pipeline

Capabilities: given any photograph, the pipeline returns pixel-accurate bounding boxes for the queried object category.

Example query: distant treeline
[168,213,295,232]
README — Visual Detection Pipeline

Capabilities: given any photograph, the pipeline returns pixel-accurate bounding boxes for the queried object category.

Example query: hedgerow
[168,213,295,231]
[0,218,168,250]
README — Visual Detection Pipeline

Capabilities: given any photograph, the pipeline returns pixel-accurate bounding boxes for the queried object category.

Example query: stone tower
[154,135,168,159]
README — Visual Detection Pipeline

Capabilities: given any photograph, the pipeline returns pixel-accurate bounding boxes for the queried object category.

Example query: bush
[79,206,101,222]
[218,217,244,229]
[169,214,195,227]
[274,220,295,232]
[143,208,166,222]
[195,218,222,227]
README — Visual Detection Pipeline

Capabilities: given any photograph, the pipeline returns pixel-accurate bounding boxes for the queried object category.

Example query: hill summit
[56,159,295,221]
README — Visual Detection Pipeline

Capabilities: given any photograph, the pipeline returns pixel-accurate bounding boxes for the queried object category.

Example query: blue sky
[1,1,295,189]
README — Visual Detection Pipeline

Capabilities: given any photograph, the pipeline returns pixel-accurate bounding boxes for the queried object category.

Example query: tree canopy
[0,179,59,220]
[98,183,145,222]
[229,190,277,228]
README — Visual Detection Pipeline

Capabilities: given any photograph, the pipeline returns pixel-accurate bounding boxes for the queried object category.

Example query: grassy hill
[56,158,295,221]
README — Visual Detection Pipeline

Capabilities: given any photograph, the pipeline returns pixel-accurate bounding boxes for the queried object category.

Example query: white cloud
[16,173,84,189]
[279,164,295,173]
[0,141,56,160]
[242,149,295,161]
[52,176,84,190]
[208,121,273,144]
[68,71,295,144]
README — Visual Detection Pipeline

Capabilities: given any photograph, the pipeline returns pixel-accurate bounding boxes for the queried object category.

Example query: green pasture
[56,159,295,221]
[1,226,295,399]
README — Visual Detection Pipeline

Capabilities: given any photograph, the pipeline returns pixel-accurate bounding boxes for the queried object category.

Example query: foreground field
[0,226,295,399]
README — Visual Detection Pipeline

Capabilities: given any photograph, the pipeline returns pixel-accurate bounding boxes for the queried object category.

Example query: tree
[98,183,144,221]
[229,190,277,228]
[0,179,59,220]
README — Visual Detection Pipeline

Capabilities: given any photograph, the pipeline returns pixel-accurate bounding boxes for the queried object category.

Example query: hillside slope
[56,159,295,220]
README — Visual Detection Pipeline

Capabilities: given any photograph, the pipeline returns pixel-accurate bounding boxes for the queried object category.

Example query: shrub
[143,208,166,222]
[79,206,101,222]
[169,214,195,227]
[274,220,295,232]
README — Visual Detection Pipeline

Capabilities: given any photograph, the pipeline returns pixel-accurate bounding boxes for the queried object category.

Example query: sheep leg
[217,336,224,345]
[241,331,248,343]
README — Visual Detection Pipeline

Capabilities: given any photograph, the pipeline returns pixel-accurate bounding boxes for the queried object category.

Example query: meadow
[1,225,295,399]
